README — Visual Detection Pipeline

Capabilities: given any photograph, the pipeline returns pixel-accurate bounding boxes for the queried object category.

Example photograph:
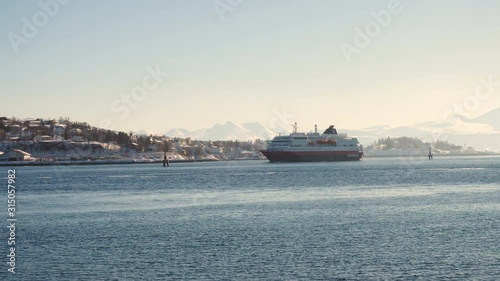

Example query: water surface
[2,156,500,280]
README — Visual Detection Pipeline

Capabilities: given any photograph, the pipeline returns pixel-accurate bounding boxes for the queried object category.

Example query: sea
[2,156,500,280]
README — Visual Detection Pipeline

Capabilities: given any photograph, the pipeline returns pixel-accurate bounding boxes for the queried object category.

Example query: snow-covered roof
[12,149,31,156]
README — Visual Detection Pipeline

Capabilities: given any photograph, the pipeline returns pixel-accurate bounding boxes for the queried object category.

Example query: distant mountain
[361,125,392,132]
[269,126,290,135]
[241,122,277,139]
[134,129,158,136]
[470,108,500,130]
[165,121,280,140]
[206,121,250,140]
[338,111,500,151]
[164,128,190,138]
[164,108,500,151]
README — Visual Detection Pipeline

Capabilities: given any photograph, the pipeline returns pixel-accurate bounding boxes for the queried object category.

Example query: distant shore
[1,153,499,167]
[364,152,500,158]
[0,158,220,167]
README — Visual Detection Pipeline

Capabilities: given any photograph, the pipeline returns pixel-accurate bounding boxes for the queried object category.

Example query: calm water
[2,156,500,280]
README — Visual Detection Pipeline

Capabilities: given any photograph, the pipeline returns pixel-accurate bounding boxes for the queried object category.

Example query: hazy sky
[2,0,500,133]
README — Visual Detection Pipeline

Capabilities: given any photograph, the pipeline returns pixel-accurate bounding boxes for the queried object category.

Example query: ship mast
[292,122,298,133]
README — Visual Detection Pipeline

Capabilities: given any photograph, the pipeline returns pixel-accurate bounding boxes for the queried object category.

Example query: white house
[207,146,223,154]
[0,149,32,161]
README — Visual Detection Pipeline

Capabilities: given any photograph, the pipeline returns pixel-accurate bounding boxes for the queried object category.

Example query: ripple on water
[12,157,500,280]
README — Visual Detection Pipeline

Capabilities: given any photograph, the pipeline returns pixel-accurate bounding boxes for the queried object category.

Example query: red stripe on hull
[259,150,363,162]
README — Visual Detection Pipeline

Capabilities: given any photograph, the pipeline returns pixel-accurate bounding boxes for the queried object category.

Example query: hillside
[0,117,266,162]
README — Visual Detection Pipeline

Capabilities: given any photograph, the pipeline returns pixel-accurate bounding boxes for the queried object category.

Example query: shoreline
[0,153,499,167]
[0,158,219,167]
[363,153,500,158]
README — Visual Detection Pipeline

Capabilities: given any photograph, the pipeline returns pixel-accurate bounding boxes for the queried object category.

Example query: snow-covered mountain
[470,108,500,130]
[164,108,500,151]
[166,121,286,141]
[164,128,191,138]
[134,129,159,136]
[342,116,500,151]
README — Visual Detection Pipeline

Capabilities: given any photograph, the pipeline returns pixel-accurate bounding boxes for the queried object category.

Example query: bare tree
[162,140,171,153]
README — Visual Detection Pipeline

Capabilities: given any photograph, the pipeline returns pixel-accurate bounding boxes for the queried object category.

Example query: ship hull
[259,150,363,162]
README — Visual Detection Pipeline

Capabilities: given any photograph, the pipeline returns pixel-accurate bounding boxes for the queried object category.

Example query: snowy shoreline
[0,158,220,167]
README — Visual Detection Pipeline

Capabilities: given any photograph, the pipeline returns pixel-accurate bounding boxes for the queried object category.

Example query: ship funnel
[323,125,338,135]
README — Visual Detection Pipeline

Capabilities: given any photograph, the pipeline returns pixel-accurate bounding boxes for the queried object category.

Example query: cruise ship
[260,123,363,162]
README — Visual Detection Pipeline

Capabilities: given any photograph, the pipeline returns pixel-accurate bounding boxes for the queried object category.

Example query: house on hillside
[34,135,53,142]
[6,124,22,140]
[207,146,223,154]
[53,124,66,137]
[0,149,32,161]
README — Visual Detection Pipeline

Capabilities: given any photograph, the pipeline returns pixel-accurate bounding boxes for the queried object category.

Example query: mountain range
[470,108,500,130]
[165,108,500,151]
[165,121,289,141]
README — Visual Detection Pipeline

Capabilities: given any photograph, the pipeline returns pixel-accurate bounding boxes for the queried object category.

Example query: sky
[2,0,500,134]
